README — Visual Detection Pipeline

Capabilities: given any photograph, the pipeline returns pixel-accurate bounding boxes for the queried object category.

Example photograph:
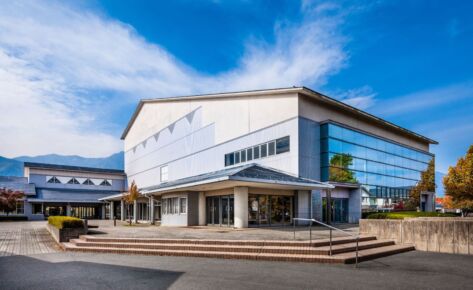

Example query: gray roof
[24,162,125,175]
[141,164,333,193]
[27,188,121,203]
[0,176,36,195]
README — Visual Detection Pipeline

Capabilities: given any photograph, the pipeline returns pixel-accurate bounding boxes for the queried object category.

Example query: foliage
[366,211,457,219]
[443,145,473,214]
[48,216,84,229]
[122,180,140,225]
[329,153,357,183]
[405,159,436,210]
[0,187,24,216]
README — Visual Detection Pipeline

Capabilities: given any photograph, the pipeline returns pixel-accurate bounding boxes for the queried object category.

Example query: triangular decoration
[168,123,175,134]
[185,110,196,124]
[133,146,137,154]
[154,132,160,142]
[142,139,147,148]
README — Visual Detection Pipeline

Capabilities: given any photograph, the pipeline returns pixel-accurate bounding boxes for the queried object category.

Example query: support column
[101,204,106,219]
[149,196,155,224]
[133,200,138,223]
[234,187,248,228]
[109,201,114,220]
[326,189,332,225]
[120,200,125,221]
[198,192,206,226]
[66,204,71,217]
[296,190,310,225]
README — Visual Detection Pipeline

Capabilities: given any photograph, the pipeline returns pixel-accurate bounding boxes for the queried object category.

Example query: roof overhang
[142,176,334,196]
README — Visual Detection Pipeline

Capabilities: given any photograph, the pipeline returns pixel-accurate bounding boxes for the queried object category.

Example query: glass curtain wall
[321,123,434,203]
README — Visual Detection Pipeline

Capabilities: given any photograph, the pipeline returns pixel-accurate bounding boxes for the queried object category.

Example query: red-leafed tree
[0,188,25,216]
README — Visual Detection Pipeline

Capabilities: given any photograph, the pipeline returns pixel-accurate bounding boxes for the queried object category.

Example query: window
[160,165,169,182]
[16,201,24,214]
[260,143,267,158]
[180,198,187,214]
[240,150,246,162]
[67,178,80,184]
[253,146,260,159]
[47,176,61,184]
[173,197,179,214]
[235,151,240,164]
[83,179,95,185]
[225,153,234,166]
[276,136,290,154]
[247,148,253,161]
[100,180,112,186]
[268,141,276,156]
[223,136,291,166]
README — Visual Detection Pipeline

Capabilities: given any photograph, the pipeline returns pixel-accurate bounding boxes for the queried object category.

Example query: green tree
[122,181,140,225]
[443,145,473,215]
[0,188,25,216]
[329,153,357,183]
[406,159,435,210]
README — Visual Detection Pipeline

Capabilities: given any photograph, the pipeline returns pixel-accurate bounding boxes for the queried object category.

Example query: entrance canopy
[141,164,334,195]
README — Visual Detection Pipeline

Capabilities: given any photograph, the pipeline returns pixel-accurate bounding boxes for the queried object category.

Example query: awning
[141,164,334,195]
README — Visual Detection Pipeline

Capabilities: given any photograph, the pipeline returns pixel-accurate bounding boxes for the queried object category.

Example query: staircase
[62,235,414,264]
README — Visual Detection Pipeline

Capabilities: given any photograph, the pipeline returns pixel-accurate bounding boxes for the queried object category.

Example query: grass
[366,211,457,220]
[48,216,84,229]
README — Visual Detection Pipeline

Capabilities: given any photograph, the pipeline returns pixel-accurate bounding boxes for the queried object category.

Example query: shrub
[366,211,457,220]
[48,216,84,229]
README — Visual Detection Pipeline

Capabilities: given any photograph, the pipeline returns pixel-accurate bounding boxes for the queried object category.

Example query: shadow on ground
[0,253,183,290]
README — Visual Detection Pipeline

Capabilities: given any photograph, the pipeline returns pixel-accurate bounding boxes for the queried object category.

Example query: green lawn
[366,211,457,219]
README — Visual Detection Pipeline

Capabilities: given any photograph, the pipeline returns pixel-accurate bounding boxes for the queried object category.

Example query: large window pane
[260,143,268,158]
[268,141,276,155]
[276,136,290,154]
[247,148,253,161]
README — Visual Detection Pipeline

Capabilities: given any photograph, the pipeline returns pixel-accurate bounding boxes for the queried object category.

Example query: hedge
[48,216,84,229]
[366,211,457,220]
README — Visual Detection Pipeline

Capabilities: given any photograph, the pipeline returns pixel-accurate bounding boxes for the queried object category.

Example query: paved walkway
[0,221,59,256]
[88,220,359,240]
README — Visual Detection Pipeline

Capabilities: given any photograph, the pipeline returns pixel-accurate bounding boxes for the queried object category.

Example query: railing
[293,218,360,267]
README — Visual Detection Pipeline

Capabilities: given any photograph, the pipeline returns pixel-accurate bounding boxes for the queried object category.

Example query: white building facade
[112,87,436,228]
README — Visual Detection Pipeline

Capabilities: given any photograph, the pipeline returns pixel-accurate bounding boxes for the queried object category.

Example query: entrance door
[206,196,234,226]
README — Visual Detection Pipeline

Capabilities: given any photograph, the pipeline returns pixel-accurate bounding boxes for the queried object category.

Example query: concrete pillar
[326,189,332,225]
[110,201,114,220]
[198,192,206,226]
[66,204,71,216]
[133,200,138,223]
[101,204,106,219]
[149,196,155,224]
[234,187,248,228]
[296,190,310,225]
[120,200,125,221]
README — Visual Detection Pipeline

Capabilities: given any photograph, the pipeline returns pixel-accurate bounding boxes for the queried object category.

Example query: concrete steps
[62,235,414,264]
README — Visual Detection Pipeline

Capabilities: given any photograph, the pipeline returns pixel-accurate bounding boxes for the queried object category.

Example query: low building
[0,163,126,220]
[102,86,437,228]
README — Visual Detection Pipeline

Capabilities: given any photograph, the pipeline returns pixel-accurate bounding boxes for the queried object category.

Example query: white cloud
[0,0,349,158]
[334,86,377,110]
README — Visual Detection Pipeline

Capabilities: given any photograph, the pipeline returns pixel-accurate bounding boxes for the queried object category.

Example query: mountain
[435,171,446,197]
[0,156,24,176]
[0,152,124,177]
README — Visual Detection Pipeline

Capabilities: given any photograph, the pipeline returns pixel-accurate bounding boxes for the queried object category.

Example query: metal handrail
[293,217,360,267]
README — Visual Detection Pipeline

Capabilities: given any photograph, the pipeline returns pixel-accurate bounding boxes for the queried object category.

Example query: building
[0,163,126,220]
[101,86,436,227]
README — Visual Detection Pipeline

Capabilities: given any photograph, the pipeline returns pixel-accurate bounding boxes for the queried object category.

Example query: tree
[406,159,435,210]
[0,188,25,216]
[443,145,473,215]
[329,153,358,183]
[122,181,140,225]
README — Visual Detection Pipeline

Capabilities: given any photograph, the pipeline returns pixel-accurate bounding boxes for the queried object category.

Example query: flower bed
[366,211,457,219]
[46,216,87,243]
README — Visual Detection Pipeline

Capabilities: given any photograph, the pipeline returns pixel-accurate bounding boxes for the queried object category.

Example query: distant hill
[0,152,124,177]
[0,156,24,176]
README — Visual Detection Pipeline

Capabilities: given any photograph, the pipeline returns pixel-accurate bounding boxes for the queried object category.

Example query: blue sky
[0,0,472,173]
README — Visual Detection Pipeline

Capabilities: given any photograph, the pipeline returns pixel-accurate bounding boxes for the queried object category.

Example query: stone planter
[360,218,473,255]
[47,223,88,243]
